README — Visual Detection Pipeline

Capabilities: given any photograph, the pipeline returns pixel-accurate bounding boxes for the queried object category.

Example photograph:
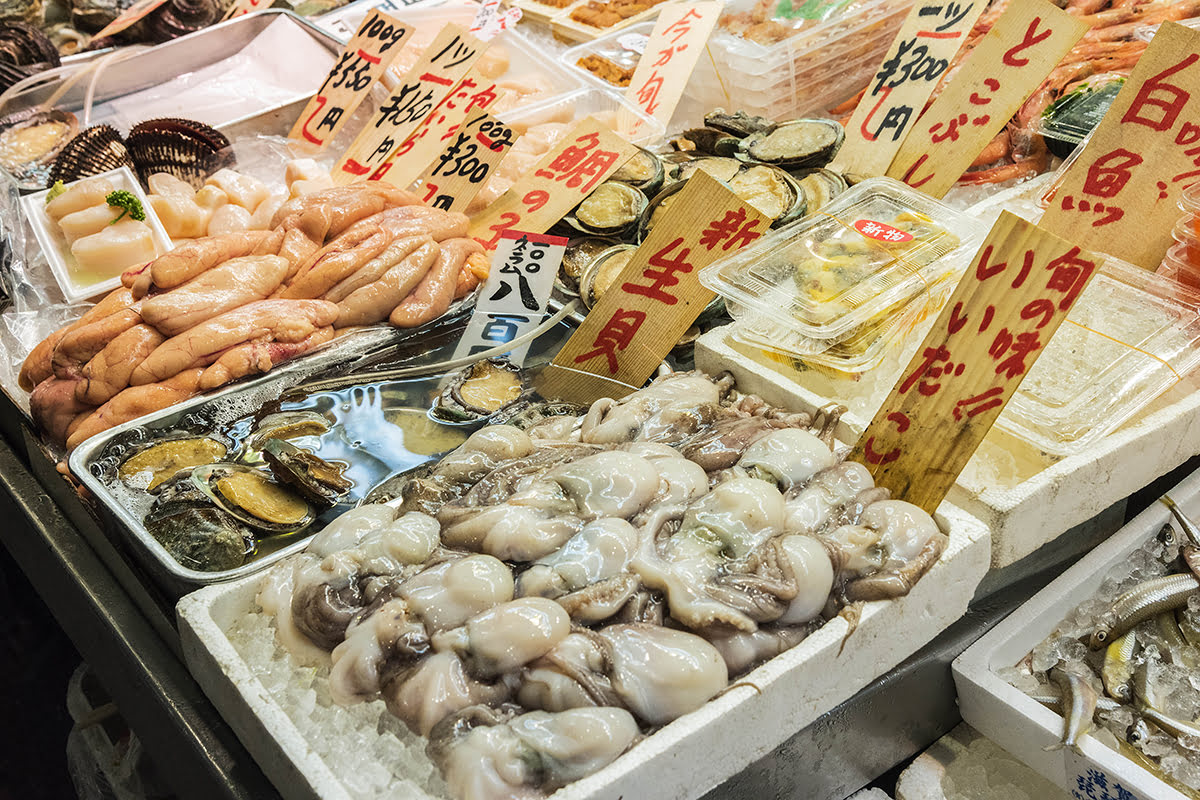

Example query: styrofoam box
[951,468,1200,800]
[696,327,1200,568]
[178,503,990,800]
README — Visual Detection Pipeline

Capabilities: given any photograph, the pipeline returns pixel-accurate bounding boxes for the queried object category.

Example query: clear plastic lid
[700,177,982,348]
[714,0,907,54]
[1031,73,1125,146]
[996,257,1200,456]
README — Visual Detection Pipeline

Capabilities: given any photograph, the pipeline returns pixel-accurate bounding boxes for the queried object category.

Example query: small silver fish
[1047,667,1099,752]
[1162,496,1200,547]
[1101,630,1137,702]
[1089,573,1200,649]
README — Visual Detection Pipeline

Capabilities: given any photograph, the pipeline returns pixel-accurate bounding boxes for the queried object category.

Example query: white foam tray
[696,327,1200,568]
[951,467,1200,800]
[178,503,989,800]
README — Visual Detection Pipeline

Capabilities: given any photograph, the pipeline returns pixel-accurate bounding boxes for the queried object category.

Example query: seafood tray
[509,0,667,44]
[696,328,1200,569]
[0,11,340,141]
[177,501,989,800]
[951,467,1200,800]
[67,312,493,597]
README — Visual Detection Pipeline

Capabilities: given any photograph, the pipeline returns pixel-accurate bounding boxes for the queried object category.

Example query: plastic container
[20,166,173,303]
[996,257,1200,456]
[700,176,981,356]
[1030,73,1125,158]
[1135,15,1200,42]
[498,86,666,149]
[1158,242,1200,292]
[700,0,913,117]
[513,0,670,43]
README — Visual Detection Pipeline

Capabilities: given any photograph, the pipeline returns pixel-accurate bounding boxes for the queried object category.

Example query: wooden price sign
[332,24,486,184]
[617,2,722,135]
[539,172,770,405]
[415,112,517,212]
[850,211,1098,512]
[288,9,410,153]
[372,66,502,188]
[887,0,1087,198]
[832,0,987,178]
[468,117,637,251]
[1040,21,1200,270]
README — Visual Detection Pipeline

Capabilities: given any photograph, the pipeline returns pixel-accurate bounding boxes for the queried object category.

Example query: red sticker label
[854,219,914,243]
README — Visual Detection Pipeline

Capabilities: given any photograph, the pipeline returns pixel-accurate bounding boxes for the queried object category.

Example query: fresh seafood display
[255,370,947,800]
[43,174,162,284]
[20,179,492,450]
[1002,500,1200,795]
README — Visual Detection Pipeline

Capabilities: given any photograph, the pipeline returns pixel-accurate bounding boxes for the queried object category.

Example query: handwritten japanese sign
[888,0,1087,198]
[539,172,770,404]
[372,65,504,188]
[833,0,986,178]
[1040,21,1200,270]
[618,2,722,135]
[415,112,517,212]
[222,0,266,20]
[468,116,637,251]
[850,212,1097,512]
[288,10,410,153]
[470,0,523,40]
[333,24,485,184]
[452,231,565,363]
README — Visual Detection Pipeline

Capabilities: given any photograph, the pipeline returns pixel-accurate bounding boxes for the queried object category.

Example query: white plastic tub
[952,468,1200,800]
[178,504,990,800]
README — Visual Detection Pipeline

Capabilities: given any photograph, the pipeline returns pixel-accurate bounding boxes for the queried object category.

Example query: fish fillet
[390,239,483,328]
[198,326,335,391]
[52,307,142,380]
[19,287,134,391]
[142,255,291,336]
[66,368,204,452]
[146,230,277,295]
[76,324,167,406]
[335,239,439,327]
[324,234,429,303]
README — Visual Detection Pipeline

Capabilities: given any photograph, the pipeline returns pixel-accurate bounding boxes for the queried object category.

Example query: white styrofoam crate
[178,504,990,800]
[952,467,1200,800]
[696,326,1200,568]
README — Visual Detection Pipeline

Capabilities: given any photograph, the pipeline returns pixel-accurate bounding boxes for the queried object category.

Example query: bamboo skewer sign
[850,212,1098,513]
[887,0,1088,198]
[1039,21,1200,270]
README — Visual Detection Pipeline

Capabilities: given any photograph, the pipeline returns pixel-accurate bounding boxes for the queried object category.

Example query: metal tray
[67,315,468,597]
[0,10,340,141]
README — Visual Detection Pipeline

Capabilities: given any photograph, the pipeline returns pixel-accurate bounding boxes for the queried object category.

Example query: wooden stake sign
[333,24,485,184]
[617,2,722,135]
[850,211,1098,513]
[415,112,517,212]
[832,0,987,178]
[468,117,637,251]
[539,172,769,405]
[288,9,410,153]
[887,0,1087,198]
[1040,21,1200,270]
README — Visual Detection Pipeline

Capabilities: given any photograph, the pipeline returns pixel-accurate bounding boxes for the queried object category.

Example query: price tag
[452,231,566,364]
[539,172,770,404]
[617,32,649,54]
[333,24,486,184]
[832,0,987,177]
[91,0,170,40]
[416,112,517,212]
[887,0,1087,198]
[470,0,522,40]
[468,116,637,251]
[371,66,503,188]
[288,9,410,153]
[850,211,1098,512]
[618,2,722,135]
[1040,21,1200,270]
[223,0,267,20]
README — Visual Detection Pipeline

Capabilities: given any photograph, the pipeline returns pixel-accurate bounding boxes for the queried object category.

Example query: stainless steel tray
[67,316,467,597]
[0,10,340,140]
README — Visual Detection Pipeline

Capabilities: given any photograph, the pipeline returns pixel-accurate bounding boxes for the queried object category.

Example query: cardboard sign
[416,112,517,212]
[539,172,770,404]
[850,211,1098,512]
[1040,21,1200,270]
[618,2,721,135]
[223,0,267,21]
[468,117,637,251]
[452,231,565,363]
[288,9,410,152]
[887,0,1087,198]
[332,24,486,184]
[470,0,523,40]
[832,0,987,178]
[372,66,503,188]
[92,0,169,40]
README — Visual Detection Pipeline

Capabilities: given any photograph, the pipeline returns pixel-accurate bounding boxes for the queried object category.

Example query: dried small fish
[1089,573,1200,649]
